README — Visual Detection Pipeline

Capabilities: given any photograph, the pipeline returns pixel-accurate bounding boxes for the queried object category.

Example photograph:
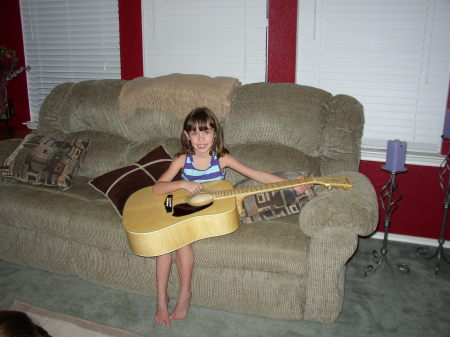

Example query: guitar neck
[212,176,353,200]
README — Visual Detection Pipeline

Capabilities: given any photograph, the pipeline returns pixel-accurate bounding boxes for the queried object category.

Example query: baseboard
[370,232,450,248]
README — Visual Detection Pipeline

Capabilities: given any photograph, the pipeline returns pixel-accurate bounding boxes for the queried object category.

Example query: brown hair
[0,311,52,337]
[179,107,229,158]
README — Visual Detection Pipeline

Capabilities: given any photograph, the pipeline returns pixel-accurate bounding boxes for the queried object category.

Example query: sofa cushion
[193,215,310,276]
[0,134,90,189]
[68,198,130,253]
[63,131,131,178]
[225,83,332,157]
[225,144,320,185]
[38,80,128,139]
[89,145,176,216]
[0,176,105,240]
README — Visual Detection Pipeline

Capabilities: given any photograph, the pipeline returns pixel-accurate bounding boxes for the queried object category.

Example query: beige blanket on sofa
[117,74,240,121]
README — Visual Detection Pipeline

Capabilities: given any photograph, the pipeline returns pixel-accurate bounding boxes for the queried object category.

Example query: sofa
[0,78,378,323]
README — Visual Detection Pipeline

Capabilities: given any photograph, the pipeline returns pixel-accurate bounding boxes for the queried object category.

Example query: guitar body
[123,180,239,257]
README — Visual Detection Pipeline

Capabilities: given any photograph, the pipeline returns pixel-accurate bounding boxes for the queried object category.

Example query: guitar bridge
[164,195,173,213]
[173,202,213,217]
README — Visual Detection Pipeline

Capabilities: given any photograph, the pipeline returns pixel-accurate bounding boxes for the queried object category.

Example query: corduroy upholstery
[0,79,378,323]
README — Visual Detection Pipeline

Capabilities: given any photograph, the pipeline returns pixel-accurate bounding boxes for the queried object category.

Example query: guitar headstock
[308,176,354,190]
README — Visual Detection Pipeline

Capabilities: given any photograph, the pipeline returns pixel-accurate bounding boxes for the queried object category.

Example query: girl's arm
[153,155,204,195]
[220,154,311,193]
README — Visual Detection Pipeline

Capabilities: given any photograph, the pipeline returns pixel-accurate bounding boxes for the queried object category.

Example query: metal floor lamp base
[365,170,410,277]
[365,248,410,277]
[416,151,450,275]
[416,245,450,275]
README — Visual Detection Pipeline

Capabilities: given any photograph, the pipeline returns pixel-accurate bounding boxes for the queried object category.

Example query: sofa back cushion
[38,79,185,144]
[62,131,130,178]
[319,94,364,174]
[225,83,332,158]
[225,144,320,185]
[38,80,128,139]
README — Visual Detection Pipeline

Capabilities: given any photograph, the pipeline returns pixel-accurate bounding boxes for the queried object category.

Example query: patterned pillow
[89,145,178,216]
[0,134,90,189]
[234,171,316,224]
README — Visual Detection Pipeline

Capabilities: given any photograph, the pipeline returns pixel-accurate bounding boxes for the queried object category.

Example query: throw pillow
[89,145,178,216]
[234,171,316,224]
[0,134,90,189]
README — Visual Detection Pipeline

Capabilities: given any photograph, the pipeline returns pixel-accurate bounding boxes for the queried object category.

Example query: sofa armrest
[303,226,359,323]
[299,171,378,323]
[300,171,379,238]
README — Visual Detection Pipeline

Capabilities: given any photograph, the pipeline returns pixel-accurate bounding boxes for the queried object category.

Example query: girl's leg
[170,244,194,320]
[155,253,172,325]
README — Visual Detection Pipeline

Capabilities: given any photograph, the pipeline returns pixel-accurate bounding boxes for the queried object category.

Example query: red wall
[360,161,446,239]
[2,0,448,241]
[118,0,143,80]
[0,1,29,129]
[267,0,297,83]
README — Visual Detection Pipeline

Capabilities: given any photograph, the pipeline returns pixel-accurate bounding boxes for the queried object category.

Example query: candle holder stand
[416,151,450,274]
[365,169,410,277]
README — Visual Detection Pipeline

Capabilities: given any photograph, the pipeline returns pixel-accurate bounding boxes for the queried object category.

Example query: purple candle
[443,109,450,140]
[385,140,407,172]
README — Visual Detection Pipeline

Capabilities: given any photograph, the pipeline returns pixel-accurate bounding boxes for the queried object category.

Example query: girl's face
[184,122,215,156]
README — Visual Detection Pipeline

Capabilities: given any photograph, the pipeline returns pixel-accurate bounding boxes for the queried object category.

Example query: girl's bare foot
[155,295,171,326]
[170,291,191,320]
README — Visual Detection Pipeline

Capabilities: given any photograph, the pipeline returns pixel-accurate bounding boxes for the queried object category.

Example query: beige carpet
[10,300,144,337]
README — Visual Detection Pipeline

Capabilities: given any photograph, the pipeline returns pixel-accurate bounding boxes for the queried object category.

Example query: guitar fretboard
[211,176,353,200]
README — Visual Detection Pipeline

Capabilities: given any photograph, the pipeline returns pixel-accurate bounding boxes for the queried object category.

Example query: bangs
[185,111,216,132]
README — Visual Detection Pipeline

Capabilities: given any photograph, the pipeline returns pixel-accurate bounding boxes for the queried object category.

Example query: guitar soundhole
[172,202,213,217]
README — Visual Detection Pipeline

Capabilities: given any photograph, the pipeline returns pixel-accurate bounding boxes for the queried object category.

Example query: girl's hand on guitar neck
[182,181,204,194]
[293,176,313,195]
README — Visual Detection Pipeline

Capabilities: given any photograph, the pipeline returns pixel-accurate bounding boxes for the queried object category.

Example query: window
[141,0,267,84]
[20,0,121,128]
[297,0,450,159]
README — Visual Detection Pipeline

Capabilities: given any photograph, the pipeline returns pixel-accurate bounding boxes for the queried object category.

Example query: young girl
[153,107,310,325]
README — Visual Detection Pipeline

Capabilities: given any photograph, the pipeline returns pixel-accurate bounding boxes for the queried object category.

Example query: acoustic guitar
[122,176,353,257]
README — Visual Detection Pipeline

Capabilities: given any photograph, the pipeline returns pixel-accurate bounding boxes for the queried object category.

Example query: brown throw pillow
[234,171,316,224]
[0,134,90,189]
[89,145,178,216]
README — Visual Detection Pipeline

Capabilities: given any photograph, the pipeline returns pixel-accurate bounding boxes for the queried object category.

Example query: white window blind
[141,0,267,84]
[297,0,450,154]
[20,0,121,128]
